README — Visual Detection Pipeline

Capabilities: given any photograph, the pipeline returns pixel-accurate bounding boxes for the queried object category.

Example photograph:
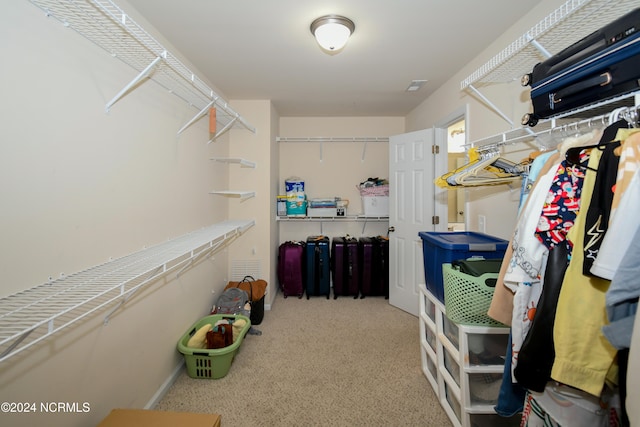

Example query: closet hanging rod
[471,102,640,151]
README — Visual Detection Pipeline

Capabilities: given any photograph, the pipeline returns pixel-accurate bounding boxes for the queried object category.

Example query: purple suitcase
[331,236,360,299]
[277,241,305,298]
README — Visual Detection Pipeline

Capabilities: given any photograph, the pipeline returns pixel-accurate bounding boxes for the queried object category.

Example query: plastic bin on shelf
[177,314,251,379]
[418,231,508,303]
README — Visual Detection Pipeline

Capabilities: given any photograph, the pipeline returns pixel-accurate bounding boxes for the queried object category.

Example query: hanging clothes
[590,133,640,280]
[514,242,569,392]
[608,130,640,221]
[551,147,618,397]
[601,171,640,350]
[505,131,600,379]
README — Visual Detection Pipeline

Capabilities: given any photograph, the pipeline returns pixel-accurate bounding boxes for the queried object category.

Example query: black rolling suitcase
[359,237,388,298]
[305,236,331,299]
[521,8,640,126]
[374,236,390,299]
[331,236,360,299]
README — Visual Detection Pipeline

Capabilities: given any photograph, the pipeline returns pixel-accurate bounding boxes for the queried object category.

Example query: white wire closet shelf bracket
[460,0,640,130]
[0,220,254,363]
[27,0,255,141]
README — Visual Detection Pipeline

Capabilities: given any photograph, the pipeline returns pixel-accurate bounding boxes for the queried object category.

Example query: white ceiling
[124,0,544,117]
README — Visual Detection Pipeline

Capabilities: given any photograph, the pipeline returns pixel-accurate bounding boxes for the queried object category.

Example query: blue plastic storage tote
[419,231,509,303]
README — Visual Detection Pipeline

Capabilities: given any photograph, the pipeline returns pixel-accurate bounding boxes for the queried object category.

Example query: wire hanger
[435,146,525,188]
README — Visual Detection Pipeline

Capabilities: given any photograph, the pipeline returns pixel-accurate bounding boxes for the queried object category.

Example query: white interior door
[389,129,435,316]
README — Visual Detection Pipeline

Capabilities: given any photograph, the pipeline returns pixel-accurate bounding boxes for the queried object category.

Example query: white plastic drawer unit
[468,372,503,406]
[426,353,438,380]
[444,347,461,387]
[444,381,462,423]
[425,325,436,353]
[442,314,460,350]
[466,333,509,367]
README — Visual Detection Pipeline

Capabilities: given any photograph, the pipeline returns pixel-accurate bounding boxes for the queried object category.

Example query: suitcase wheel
[521,73,532,87]
[521,113,539,127]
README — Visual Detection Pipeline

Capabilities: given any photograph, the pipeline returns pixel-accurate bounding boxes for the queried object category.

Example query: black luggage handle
[552,72,612,103]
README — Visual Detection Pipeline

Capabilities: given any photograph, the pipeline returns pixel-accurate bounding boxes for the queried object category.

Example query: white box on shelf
[307,207,337,217]
[362,196,389,216]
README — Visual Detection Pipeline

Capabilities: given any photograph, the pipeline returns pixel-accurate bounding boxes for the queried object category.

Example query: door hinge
[432,145,440,154]
[432,215,440,225]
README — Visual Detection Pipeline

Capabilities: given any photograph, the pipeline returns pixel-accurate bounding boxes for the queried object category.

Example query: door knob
[388,226,395,233]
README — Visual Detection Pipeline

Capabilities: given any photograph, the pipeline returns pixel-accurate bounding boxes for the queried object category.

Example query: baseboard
[145,359,185,409]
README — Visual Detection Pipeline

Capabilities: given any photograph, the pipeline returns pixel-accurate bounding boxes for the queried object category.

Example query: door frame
[433,105,469,231]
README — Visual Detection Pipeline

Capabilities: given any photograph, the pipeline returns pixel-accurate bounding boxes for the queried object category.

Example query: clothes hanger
[562,108,633,171]
[436,146,524,188]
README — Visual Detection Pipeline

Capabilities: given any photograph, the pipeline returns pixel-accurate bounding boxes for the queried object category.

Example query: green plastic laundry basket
[177,314,251,379]
[442,263,507,327]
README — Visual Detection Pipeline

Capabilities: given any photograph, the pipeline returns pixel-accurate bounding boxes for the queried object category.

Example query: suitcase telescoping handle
[552,72,612,103]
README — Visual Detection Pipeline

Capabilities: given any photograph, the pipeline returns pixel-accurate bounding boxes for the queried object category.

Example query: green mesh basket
[442,263,507,327]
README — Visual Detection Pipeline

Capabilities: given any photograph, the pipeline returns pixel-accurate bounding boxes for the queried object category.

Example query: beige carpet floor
[156,292,452,426]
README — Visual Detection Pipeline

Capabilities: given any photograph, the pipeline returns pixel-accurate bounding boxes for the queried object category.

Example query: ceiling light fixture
[310,15,355,52]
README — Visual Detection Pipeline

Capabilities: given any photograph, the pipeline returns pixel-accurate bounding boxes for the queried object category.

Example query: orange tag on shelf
[209,108,217,134]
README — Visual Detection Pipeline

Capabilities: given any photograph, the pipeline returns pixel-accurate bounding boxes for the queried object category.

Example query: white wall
[227,100,280,309]
[0,2,247,426]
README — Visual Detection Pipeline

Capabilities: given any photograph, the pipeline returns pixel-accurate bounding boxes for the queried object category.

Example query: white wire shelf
[210,191,256,200]
[27,0,255,140]
[0,220,254,363]
[210,157,256,168]
[461,0,640,89]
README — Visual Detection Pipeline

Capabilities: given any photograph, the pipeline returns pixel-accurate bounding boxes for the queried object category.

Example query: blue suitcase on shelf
[305,236,331,299]
[521,7,640,126]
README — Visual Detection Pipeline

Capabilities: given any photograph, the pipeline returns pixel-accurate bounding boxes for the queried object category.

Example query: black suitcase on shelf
[521,8,640,126]
[277,241,305,298]
[305,236,331,299]
[331,236,360,299]
[359,237,389,298]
